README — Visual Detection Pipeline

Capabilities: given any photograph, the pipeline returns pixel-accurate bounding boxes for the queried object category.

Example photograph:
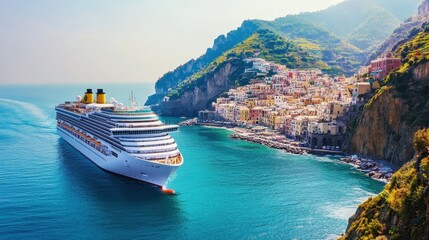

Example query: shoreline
[181,120,395,182]
[230,129,306,155]
[339,156,395,183]
[231,127,395,182]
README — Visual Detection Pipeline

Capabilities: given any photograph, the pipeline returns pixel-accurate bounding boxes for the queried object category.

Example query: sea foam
[0,98,54,129]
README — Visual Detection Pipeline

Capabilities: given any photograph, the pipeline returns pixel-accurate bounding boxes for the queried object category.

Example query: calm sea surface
[0,83,384,240]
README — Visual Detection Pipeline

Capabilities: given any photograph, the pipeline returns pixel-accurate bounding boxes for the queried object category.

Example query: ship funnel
[82,89,94,104]
[96,89,106,104]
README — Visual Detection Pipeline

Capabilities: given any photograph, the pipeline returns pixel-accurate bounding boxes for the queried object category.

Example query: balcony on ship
[132,149,180,160]
[144,154,183,166]
[111,125,179,137]
[124,143,178,154]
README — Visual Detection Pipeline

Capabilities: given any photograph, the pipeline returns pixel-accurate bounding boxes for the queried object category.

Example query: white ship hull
[57,127,179,188]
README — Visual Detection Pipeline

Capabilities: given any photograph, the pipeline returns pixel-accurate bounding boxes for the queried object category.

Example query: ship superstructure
[55,89,183,188]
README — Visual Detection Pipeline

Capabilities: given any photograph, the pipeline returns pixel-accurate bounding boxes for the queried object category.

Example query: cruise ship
[55,89,183,189]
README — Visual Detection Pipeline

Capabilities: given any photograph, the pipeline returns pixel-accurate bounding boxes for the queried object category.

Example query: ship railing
[146,154,182,165]
[129,147,178,154]
[57,122,108,156]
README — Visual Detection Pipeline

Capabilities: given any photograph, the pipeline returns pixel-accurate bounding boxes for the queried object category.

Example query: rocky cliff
[157,29,327,117]
[341,17,429,240]
[340,129,429,240]
[346,20,429,166]
[414,59,429,80]
[346,87,417,166]
[146,0,421,108]
[159,58,247,117]
[145,21,258,106]
[346,61,429,165]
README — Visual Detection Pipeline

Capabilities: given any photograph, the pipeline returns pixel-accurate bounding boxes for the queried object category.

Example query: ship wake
[0,98,55,131]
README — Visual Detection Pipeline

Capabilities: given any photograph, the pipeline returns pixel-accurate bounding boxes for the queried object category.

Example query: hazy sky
[0,0,344,84]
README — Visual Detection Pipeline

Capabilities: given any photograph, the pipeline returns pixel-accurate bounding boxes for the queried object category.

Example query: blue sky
[0,0,344,84]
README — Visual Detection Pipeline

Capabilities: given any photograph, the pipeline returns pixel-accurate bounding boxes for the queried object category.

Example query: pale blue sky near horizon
[0,0,344,84]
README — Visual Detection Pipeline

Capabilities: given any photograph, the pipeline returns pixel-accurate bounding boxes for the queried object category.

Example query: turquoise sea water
[0,84,384,240]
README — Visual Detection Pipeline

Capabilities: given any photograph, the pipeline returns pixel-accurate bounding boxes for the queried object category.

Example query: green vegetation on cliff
[344,20,429,240]
[248,18,364,76]
[146,0,421,107]
[167,29,324,101]
[223,29,322,69]
[380,22,429,127]
[341,129,429,240]
[145,20,259,105]
[347,21,429,166]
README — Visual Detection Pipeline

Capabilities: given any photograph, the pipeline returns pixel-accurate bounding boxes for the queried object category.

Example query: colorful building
[370,54,401,80]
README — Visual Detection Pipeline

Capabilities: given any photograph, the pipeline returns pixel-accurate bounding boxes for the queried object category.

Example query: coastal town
[183,55,402,182]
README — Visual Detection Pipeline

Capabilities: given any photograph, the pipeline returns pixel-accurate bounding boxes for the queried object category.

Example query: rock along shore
[339,156,394,182]
[229,130,306,155]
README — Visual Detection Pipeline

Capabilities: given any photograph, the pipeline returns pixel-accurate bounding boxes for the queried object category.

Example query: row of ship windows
[108,113,154,117]
[112,128,177,135]
[80,119,111,135]
[58,116,109,141]
[110,119,158,123]
[57,108,82,119]
[92,114,112,120]
[96,114,158,121]
[119,136,171,142]
[90,115,155,128]
[57,114,125,150]
[123,142,175,148]
[89,115,113,124]
[101,110,153,114]
[110,116,157,120]
[82,118,112,131]
[129,148,178,154]
[114,124,161,128]
[58,117,176,156]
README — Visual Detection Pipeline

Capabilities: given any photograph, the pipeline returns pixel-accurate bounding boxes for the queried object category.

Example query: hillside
[346,8,399,51]
[168,29,323,100]
[145,20,259,105]
[261,0,421,53]
[157,29,327,116]
[368,0,429,63]
[145,0,421,108]
[253,18,364,75]
[345,21,429,166]
[272,0,411,51]
[340,129,429,240]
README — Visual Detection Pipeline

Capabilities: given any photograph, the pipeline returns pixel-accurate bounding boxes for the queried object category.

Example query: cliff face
[159,59,247,117]
[347,60,429,166]
[347,88,416,166]
[346,15,429,166]
[414,60,429,81]
[146,0,421,107]
[158,29,327,117]
[342,19,429,239]
[145,21,258,106]
[341,129,429,240]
